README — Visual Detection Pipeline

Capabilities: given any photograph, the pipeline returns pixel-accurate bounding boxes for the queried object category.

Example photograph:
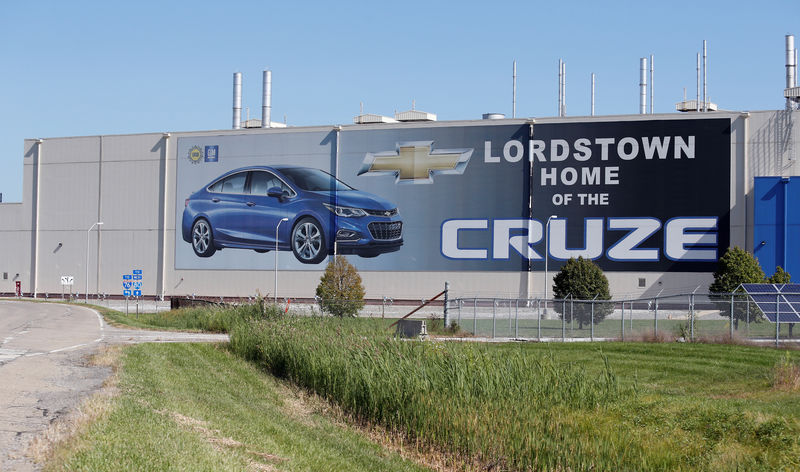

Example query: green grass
[230,315,800,471]
[47,343,428,472]
[460,316,800,340]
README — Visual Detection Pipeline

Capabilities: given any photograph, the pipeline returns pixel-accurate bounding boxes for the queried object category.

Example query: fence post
[492,299,497,339]
[514,299,519,339]
[621,301,625,342]
[654,297,658,338]
[690,294,695,342]
[473,298,478,336]
[776,293,780,348]
[746,300,749,338]
[562,299,566,342]
[537,298,542,341]
[457,299,462,328]
[591,299,595,341]
[443,281,450,328]
[382,296,386,319]
[508,298,513,337]
[570,298,574,338]
[730,293,734,341]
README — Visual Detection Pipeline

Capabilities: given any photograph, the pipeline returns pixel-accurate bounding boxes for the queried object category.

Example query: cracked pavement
[0,300,228,471]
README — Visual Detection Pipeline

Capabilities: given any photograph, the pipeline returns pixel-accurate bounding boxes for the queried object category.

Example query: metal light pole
[543,215,557,315]
[85,222,103,304]
[274,218,288,304]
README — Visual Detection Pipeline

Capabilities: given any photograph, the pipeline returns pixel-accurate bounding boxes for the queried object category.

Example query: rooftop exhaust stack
[232,72,242,130]
[558,60,566,117]
[512,60,517,118]
[696,53,701,112]
[557,59,562,116]
[650,54,654,114]
[639,57,647,114]
[703,40,708,112]
[262,70,272,128]
[786,35,797,110]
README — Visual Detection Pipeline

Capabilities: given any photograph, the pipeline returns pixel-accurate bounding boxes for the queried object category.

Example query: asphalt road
[0,300,228,471]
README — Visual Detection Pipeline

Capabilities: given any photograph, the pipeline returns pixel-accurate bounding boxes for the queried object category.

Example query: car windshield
[279,167,353,192]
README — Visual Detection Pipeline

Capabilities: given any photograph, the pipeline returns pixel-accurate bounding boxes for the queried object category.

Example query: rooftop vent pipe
[639,57,647,114]
[703,40,708,112]
[262,70,272,128]
[787,34,796,110]
[232,72,242,129]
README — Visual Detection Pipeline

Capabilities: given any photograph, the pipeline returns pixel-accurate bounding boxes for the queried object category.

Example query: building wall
[1,111,796,300]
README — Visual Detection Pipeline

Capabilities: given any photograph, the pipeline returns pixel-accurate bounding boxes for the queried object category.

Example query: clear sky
[1,1,796,202]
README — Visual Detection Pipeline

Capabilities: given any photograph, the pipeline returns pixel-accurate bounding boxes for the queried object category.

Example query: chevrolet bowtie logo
[357,141,473,184]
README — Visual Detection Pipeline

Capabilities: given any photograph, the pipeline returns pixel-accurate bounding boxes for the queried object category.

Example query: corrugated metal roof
[353,114,398,124]
[394,110,437,122]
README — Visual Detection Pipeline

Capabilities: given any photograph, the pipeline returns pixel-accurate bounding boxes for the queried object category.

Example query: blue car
[181,166,403,264]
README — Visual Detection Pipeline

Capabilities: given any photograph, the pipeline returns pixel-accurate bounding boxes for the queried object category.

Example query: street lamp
[543,215,557,315]
[274,218,289,304]
[86,222,103,304]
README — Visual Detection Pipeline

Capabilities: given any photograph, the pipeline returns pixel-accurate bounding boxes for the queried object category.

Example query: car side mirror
[267,187,289,201]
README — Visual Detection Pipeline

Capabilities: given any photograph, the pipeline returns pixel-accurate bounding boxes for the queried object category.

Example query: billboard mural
[175,118,731,272]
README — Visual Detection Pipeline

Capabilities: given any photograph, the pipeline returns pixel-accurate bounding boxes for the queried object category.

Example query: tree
[766,266,793,336]
[766,266,791,284]
[552,257,613,329]
[315,257,365,317]
[709,247,765,329]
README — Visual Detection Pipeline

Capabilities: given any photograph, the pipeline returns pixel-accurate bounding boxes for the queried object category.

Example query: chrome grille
[368,222,402,240]
[364,208,398,217]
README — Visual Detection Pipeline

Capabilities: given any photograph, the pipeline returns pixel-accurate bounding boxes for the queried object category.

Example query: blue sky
[0,1,796,201]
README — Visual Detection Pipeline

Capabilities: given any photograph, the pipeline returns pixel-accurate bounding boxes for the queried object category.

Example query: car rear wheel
[291,217,327,264]
[191,219,216,257]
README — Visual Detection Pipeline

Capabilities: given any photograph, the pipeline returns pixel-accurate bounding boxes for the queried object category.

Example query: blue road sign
[133,290,142,297]
[123,290,131,297]
[123,274,132,280]
[133,270,142,275]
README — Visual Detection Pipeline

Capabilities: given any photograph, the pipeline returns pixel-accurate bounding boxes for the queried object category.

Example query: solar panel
[739,284,800,323]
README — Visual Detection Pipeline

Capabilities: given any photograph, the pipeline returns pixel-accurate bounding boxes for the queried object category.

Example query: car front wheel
[291,217,327,264]
[191,219,216,257]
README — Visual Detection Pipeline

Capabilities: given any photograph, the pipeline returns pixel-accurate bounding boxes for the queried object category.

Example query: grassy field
[45,343,429,471]
[61,304,800,470]
[229,315,800,471]
[459,315,800,341]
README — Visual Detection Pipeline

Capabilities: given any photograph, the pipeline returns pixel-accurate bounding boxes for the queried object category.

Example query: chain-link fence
[448,293,799,345]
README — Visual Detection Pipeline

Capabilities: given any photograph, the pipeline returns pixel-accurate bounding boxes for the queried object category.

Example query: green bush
[315,257,365,317]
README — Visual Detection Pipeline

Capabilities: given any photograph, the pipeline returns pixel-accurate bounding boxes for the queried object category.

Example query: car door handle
[246,201,256,207]
[211,198,220,203]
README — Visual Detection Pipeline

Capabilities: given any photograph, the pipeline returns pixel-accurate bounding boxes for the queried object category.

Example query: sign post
[122,270,143,317]
[60,276,74,300]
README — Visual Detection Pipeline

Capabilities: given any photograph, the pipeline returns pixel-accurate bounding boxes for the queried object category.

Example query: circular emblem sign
[188,145,203,164]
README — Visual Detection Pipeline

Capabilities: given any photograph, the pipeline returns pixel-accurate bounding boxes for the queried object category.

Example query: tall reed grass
[230,315,642,470]
[103,299,282,332]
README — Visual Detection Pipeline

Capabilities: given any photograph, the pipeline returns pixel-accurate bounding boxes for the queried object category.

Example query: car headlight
[322,203,367,217]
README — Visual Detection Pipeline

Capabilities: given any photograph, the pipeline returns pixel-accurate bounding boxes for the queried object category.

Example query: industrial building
[1,40,799,303]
